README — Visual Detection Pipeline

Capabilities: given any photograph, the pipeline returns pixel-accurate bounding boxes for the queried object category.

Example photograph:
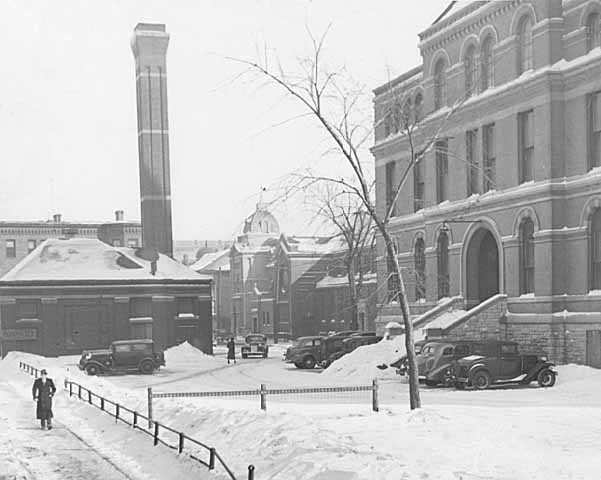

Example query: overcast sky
[1,0,457,240]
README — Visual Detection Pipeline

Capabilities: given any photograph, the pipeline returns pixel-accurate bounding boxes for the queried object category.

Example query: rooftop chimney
[53,213,62,223]
[115,210,124,222]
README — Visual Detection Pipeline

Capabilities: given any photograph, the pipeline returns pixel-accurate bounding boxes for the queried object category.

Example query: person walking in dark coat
[226,337,236,364]
[32,369,56,430]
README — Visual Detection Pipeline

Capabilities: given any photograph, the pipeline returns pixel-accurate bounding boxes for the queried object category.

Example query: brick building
[0,238,212,357]
[191,249,231,335]
[0,211,141,278]
[373,0,601,367]
[230,202,279,336]
[273,234,377,339]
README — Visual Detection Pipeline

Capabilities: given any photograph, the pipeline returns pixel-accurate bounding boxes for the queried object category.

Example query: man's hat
[40,369,47,375]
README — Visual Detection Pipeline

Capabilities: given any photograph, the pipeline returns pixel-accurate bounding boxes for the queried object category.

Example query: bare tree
[312,185,374,331]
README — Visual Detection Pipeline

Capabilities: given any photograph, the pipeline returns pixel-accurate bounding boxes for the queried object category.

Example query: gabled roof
[1,238,210,282]
[190,249,230,272]
[278,234,347,256]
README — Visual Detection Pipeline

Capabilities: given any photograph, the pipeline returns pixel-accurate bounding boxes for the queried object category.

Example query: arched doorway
[465,228,499,307]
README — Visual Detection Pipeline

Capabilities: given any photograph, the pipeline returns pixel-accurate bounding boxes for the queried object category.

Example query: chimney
[53,213,62,223]
[115,210,124,222]
[131,23,174,258]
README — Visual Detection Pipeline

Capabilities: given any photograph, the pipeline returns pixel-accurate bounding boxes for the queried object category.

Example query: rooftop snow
[190,249,230,272]
[1,238,210,282]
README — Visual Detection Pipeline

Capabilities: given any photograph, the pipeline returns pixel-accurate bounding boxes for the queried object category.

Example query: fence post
[101,397,105,411]
[147,387,153,429]
[248,465,255,480]
[372,378,379,413]
[69,382,73,397]
[133,411,138,428]
[116,403,120,422]
[153,422,159,446]
[178,433,184,454]
[209,448,216,470]
[260,384,267,411]
[78,385,82,400]
[88,390,92,405]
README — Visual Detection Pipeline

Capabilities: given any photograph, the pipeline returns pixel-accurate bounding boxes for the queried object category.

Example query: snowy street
[2,342,601,479]
[0,380,130,480]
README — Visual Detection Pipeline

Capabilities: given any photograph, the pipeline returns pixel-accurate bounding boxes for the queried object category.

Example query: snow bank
[164,341,225,368]
[321,331,424,383]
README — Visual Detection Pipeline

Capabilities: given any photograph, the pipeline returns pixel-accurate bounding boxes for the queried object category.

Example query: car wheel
[294,362,304,369]
[472,370,491,390]
[139,360,154,374]
[303,356,316,369]
[86,364,100,376]
[537,368,556,388]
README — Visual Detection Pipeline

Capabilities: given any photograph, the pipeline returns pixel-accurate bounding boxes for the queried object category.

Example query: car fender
[426,362,453,382]
[138,356,157,368]
[84,360,105,371]
[468,363,490,380]
[524,361,556,382]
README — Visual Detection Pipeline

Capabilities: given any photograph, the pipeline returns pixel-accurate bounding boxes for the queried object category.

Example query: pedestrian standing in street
[32,369,56,430]
[227,337,236,364]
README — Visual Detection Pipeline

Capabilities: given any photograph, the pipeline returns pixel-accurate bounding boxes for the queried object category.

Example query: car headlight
[540,356,547,362]
[85,353,91,360]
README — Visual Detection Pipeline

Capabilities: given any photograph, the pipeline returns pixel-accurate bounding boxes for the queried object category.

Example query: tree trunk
[380,227,421,410]
[347,265,359,331]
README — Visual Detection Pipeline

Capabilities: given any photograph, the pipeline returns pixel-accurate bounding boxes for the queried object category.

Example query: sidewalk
[0,381,129,480]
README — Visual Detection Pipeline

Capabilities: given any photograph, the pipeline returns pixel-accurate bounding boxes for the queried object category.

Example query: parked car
[396,340,483,386]
[284,336,324,369]
[388,339,430,371]
[79,339,165,375]
[446,340,557,390]
[241,334,269,358]
[350,331,377,337]
[322,335,383,368]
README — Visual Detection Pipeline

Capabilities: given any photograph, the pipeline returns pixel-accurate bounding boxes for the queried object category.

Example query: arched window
[414,238,426,300]
[402,99,412,129]
[434,59,446,110]
[586,13,601,53]
[464,44,476,99]
[437,232,449,299]
[590,208,601,290]
[519,218,535,294]
[517,16,533,75]
[480,35,493,91]
[414,93,423,122]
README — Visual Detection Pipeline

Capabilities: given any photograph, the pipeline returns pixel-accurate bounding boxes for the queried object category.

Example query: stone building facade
[373,0,601,366]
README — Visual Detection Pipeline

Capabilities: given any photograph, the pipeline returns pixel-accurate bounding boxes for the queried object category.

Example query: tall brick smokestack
[131,23,173,257]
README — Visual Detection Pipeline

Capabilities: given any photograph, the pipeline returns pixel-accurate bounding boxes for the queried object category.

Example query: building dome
[242,203,280,235]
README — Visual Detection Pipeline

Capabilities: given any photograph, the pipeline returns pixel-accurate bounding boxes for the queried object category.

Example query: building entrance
[466,229,499,307]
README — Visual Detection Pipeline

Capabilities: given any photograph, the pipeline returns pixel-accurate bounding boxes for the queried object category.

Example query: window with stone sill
[587,91,601,170]
[519,218,535,295]
[414,237,426,301]
[590,208,601,290]
[586,12,601,53]
[517,16,533,76]
[518,110,534,182]
[433,59,447,111]
[480,35,494,92]
[464,44,476,99]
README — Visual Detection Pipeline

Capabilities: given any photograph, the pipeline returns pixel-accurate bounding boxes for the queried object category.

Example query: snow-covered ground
[2,341,601,480]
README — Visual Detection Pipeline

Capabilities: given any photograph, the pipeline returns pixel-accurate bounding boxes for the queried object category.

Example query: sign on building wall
[0,328,37,340]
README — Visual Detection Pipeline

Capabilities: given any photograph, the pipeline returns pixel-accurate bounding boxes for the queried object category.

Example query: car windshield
[246,335,265,343]
[295,338,312,347]
[421,345,435,355]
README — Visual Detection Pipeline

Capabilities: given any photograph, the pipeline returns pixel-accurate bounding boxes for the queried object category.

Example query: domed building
[230,203,280,337]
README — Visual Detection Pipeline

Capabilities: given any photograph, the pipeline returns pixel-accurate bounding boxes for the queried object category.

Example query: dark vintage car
[284,336,323,369]
[322,335,383,368]
[396,340,483,386]
[79,339,165,375]
[446,340,557,390]
[241,334,269,358]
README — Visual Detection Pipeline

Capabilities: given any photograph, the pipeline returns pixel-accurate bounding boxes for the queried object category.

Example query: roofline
[373,66,423,96]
